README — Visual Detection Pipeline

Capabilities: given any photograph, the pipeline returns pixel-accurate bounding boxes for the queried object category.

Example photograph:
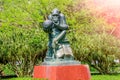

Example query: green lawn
[92,74,120,80]
[1,75,120,80]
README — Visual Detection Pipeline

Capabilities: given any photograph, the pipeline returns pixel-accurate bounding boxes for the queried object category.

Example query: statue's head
[51,8,60,23]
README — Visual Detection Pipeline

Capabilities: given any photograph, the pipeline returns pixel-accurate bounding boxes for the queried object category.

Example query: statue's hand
[53,22,59,27]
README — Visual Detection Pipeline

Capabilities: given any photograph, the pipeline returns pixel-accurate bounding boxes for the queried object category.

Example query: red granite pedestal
[33,64,91,80]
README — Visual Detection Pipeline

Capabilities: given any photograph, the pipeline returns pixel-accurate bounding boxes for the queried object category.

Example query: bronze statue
[43,8,74,62]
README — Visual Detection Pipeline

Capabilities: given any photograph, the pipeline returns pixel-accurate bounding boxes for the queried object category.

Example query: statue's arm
[52,25,68,49]
[58,24,68,30]
[56,13,68,30]
[55,30,66,42]
[52,30,66,48]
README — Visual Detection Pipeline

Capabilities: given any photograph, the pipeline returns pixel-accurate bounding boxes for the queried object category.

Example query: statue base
[42,59,80,65]
[33,62,91,80]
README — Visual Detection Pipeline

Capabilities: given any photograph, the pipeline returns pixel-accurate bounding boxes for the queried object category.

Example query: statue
[33,8,90,80]
[43,8,74,62]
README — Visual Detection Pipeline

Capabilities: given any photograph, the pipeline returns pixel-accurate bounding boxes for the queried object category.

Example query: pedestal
[33,64,91,80]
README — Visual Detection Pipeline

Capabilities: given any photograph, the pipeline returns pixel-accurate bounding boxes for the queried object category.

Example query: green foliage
[65,0,120,74]
[0,64,4,76]
[0,26,47,76]
[0,0,120,76]
[0,0,73,77]
[3,64,14,75]
[1,0,72,28]
[70,32,120,74]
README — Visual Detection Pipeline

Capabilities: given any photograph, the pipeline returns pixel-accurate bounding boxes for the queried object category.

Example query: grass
[1,75,120,80]
[0,77,49,80]
[92,74,120,80]
[0,77,44,80]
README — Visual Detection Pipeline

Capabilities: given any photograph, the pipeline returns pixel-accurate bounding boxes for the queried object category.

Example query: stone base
[33,64,91,80]
[42,59,80,65]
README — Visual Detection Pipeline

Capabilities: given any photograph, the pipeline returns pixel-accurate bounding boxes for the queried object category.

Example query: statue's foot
[64,55,74,60]
[44,57,53,62]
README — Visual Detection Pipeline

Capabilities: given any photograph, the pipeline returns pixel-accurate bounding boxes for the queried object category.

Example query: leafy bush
[70,32,120,74]
[0,0,73,77]
[1,0,120,76]
[65,0,120,74]
[0,26,47,76]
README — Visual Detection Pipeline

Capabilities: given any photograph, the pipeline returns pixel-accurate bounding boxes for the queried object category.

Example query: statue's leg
[46,46,53,57]
[44,46,54,61]
[55,44,65,59]
[63,44,74,60]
